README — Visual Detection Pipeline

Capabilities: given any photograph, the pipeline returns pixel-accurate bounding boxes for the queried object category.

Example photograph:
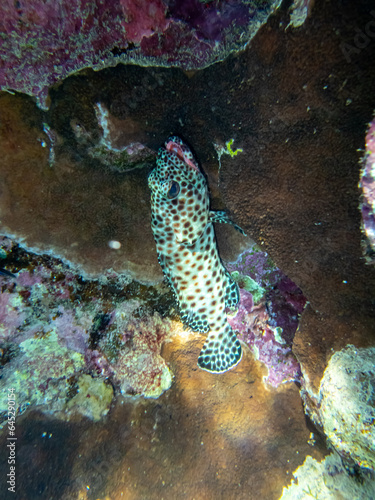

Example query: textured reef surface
[0,236,304,418]
[227,245,306,386]
[281,452,375,499]
[0,0,282,109]
[360,113,375,264]
[0,236,176,414]
[0,0,375,498]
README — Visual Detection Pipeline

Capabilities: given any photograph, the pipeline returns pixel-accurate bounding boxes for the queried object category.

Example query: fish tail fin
[198,324,242,373]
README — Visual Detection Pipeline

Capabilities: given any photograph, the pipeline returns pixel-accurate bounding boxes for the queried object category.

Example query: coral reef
[64,374,114,422]
[0,0,282,109]
[0,237,175,427]
[0,331,85,422]
[88,309,174,398]
[229,289,302,387]
[0,326,328,500]
[0,92,161,282]
[0,1,374,497]
[226,245,306,386]
[360,113,375,264]
[0,3,374,399]
[302,345,375,472]
[280,453,375,499]
[0,87,253,282]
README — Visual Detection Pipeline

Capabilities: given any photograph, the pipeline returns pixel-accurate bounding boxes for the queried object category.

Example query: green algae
[231,270,266,304]
[0,331,84,425]
[65,374,113,421]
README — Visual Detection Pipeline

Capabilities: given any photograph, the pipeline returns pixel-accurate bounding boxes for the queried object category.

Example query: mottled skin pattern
[148,136,242,373]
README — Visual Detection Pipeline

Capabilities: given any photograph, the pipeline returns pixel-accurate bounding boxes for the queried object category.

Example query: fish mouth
[165,137,199,172]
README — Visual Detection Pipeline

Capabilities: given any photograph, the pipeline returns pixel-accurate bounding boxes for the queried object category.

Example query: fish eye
[167,181,180,199]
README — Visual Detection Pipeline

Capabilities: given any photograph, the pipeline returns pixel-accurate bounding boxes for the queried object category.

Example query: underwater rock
[0,238,177,427]
[0,93,161,282]
[302,345,375,473]
[218,0,375,395]
[280,452,375,499]
[97,311,174,398]
[64,374,114,422]
[0,0,282,109]
[0,331,85,425]
[360,113,375,264]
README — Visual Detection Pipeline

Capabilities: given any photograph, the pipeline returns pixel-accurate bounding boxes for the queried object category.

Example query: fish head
[148,136,209,245]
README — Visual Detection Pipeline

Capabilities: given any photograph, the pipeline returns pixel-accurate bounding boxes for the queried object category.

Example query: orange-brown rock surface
[218,2,375,394]
[0,93,161,283]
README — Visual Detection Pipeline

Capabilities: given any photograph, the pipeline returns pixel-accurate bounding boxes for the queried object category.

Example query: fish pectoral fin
[180,309,210,333]
[224,269,240,309]
[209,210,246,236]
[198,324,242,373]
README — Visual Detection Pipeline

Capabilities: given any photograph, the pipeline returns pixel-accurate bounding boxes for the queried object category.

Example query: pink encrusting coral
[0,0,282,109]
[85,303,174,398]
[112,314,173,398]
[226,246,306,386]
[0,258,88,346]
[228,290,302,387]
[360,113,375,263]
[122,0,170,43]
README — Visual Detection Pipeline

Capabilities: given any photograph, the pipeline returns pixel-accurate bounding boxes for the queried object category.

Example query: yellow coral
[225,138,243,157]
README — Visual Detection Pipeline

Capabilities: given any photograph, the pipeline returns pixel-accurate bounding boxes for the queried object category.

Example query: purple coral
[226,247,306,386]
[228,290,302,387]
[122,0,170,43]
[266,276,307,345]
[226,247,283,289]
[360,113,375,263]
[165,0,251,42]
[0,0,281,109]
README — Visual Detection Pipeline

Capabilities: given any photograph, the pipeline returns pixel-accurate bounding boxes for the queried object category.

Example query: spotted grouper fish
[148,136,245,373]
